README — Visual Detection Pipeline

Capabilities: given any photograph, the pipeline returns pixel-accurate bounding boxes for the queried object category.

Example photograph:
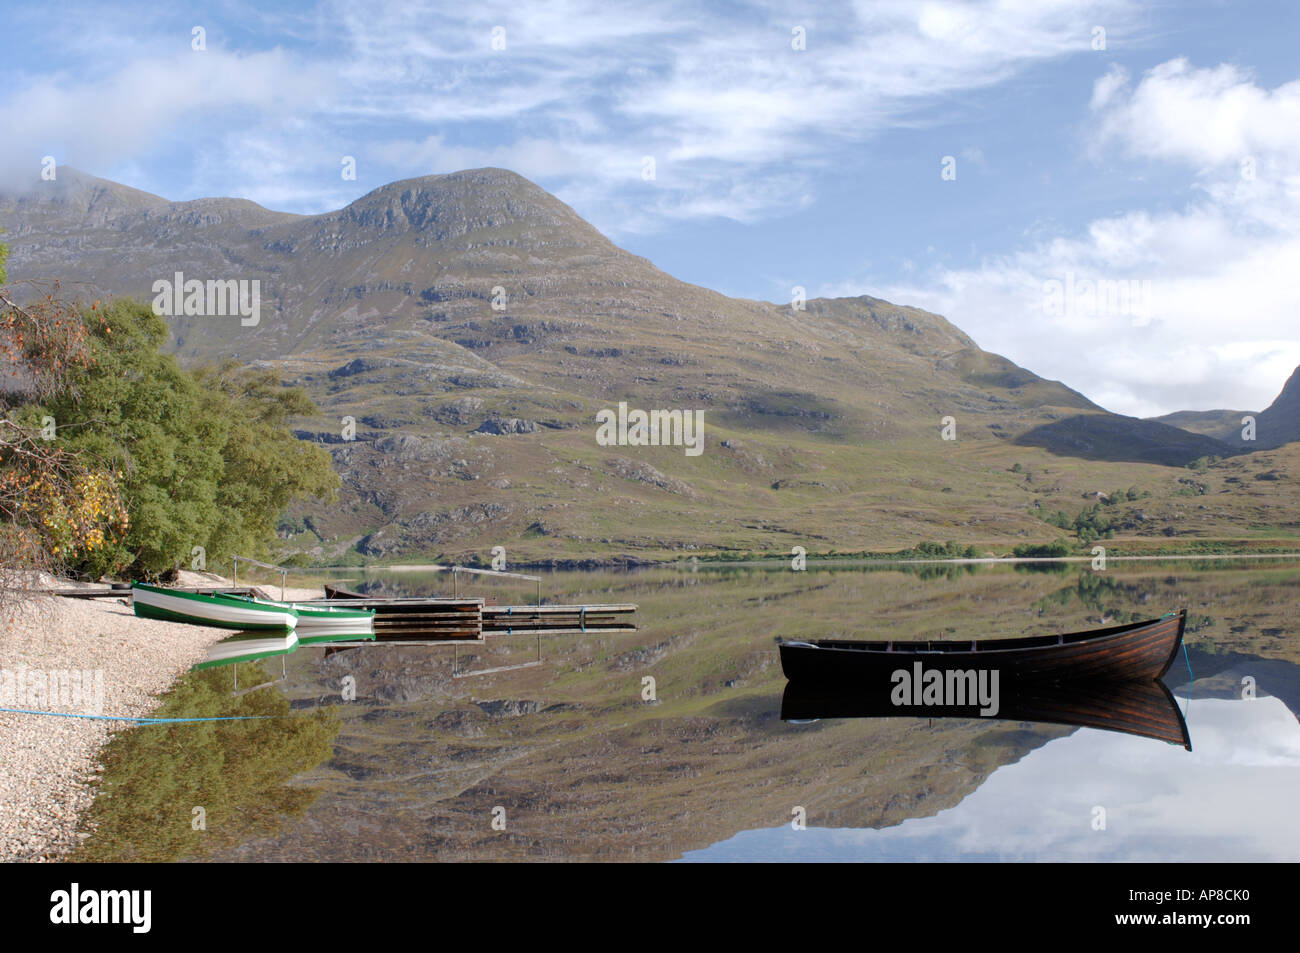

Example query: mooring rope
[0,707,274,724]
[1179,636,1195,723]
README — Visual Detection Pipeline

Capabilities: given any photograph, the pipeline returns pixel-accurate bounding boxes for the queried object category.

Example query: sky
[2,0,1299,417]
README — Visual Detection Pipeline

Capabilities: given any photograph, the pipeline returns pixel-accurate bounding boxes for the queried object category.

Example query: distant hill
[1149,409,1253,443]
[1152,365,1300,450]
[1,168,1291,561]
[1014,413,1229,467]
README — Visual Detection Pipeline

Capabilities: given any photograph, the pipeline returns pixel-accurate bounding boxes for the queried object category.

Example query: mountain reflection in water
[86,564,1300,863]
[681,696,1300,862]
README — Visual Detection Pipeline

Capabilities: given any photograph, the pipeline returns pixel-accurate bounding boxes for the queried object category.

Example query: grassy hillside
[5,168,1294,566]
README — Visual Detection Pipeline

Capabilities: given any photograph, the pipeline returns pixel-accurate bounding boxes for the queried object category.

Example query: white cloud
[859,210,1300,416]
[1090,57,1300,167]
[347,0,1132,230]
[0,47,333,181]
[829,57,1300,417]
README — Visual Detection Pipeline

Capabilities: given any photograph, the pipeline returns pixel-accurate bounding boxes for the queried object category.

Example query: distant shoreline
[285,550,1300,574]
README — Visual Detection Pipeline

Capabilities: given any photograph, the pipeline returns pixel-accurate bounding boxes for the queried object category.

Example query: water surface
[77,561,1300,862]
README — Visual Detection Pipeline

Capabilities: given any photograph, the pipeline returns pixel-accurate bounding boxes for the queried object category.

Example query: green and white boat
[282,603,374,640]
[193,630,300,669]
[226,596,374,638]
[132,583,298,630]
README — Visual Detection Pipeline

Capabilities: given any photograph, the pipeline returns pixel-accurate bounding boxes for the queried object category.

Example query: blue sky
[3,0,1299,416]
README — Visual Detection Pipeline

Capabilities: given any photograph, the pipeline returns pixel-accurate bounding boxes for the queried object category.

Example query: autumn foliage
[2,240,338,582]
[1,243,130,581]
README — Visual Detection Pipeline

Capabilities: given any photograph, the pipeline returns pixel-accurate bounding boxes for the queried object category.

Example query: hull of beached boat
[779,611,1186,685]
[132,583,297,630]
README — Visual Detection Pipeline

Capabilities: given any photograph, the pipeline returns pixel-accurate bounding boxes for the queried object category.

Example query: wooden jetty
[482,603,638,636]
[308,593,485,640]
[315,583,636,642]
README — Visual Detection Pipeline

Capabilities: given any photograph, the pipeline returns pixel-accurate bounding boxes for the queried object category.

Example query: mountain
[4,168,1293,563]
[1255,366,1300,447]
[2,168,1082,413]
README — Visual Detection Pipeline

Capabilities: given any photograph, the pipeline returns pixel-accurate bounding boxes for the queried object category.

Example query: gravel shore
[0,573,322,862]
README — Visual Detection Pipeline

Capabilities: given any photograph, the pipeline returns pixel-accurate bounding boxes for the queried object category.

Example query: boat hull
[323,584,366,599]
[132,584,297,630]
[779,611,1185,686]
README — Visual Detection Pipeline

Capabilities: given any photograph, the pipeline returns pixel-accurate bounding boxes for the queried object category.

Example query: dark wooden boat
[324,581,500,607]
[324,583,366,599]
[780,677,1191,749]
[779,610,1185,685]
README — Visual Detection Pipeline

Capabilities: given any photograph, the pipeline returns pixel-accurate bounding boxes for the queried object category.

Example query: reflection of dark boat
[779,611,1185,685]
[780,678,1192,750]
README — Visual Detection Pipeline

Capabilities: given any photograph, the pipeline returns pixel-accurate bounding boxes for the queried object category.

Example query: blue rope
[0,707,273,724]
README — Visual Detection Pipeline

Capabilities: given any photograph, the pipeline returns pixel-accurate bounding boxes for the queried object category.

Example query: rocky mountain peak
[334,168,608,247]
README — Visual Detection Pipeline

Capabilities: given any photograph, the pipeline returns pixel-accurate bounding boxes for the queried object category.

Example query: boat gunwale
[132,582,298,616]
[786,611,1184,657]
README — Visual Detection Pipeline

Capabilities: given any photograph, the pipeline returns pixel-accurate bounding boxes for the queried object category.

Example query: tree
[193,362,338,563]
[1013,539,1071,558]
[1,258,129,586]
[37,299,338,577]
[40,299,225,576]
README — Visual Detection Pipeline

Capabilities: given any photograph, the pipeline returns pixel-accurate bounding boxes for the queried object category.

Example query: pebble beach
[0,573,320,862]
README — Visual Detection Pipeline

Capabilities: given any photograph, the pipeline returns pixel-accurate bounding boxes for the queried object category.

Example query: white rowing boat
[132,583,297,630]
